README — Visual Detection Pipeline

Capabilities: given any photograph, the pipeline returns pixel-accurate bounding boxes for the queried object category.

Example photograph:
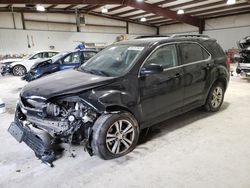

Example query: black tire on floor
[12,65,27,76]
[204,82,225,112]
[91,112,139,160]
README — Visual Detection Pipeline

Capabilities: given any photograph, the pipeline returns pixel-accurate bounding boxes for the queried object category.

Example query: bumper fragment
[8,121,56,166]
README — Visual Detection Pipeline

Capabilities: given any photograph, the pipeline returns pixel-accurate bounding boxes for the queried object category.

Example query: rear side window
[179,43,210,64]
[48,52,57,58]
[84,52,97,61]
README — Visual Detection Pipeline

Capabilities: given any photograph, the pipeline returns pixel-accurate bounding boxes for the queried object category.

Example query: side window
[31,53,43,59]
[84,52,96,61]
[179,43,210,64]
[62,52,81,64]
[48,52,57,58]
[43,52,49,58]
[144,44,178,69]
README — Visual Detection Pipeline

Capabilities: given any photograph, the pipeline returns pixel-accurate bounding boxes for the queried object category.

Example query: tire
[204,82,225,112]
[91,112,139,160]
[12,65,27,76]
[236,67,241,74]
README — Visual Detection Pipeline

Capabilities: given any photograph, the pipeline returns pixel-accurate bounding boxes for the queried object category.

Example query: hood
[0,58,23,64]
[31,58,52,69]
[11,58,41,67]
[21,69,116,99]
[0,58,23,63]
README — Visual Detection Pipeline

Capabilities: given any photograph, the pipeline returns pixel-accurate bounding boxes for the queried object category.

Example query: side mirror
[140,64,164,76]
[234,54,243,63]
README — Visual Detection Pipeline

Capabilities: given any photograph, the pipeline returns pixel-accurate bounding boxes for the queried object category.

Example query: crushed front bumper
[0,65,12,76]
[22,72,36,82]
[8,121,56,166]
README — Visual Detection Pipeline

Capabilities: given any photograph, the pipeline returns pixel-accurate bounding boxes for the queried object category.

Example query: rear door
[178,42,212,106]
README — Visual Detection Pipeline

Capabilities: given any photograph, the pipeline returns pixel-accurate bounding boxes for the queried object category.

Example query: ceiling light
[177,9,184,15]
[227,0,236,5]
[101,7,108,13]
[140,17,146,22]
[36,4,45,12]
[136,0,144,2]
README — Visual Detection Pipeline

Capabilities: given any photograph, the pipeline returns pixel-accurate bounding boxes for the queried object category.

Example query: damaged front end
[0,63,12,76]
[8,95,99,166]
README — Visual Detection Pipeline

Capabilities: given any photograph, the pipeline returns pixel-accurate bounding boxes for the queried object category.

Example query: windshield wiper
[80,67,110,77]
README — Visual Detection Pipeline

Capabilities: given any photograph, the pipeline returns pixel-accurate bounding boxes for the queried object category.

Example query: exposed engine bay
[10,96,99,166]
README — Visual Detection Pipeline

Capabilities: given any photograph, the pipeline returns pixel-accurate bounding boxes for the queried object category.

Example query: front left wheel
[12,65,27,76]
[91,112,139,160]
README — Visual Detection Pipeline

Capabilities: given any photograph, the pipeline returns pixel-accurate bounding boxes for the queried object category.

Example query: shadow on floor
[138,101,230,145]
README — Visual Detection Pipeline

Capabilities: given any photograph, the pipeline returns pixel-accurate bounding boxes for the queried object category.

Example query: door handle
[174,73,182,78]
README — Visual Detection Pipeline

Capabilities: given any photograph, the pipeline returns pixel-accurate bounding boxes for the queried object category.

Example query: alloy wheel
[211,86,223,108]
[106,119,135,155]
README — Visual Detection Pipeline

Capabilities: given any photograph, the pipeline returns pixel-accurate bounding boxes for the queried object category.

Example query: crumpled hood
[21,69,116,99]
[31,58,51,70]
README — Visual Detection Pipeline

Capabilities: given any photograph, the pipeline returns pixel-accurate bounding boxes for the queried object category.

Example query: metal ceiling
[0,0,250,32]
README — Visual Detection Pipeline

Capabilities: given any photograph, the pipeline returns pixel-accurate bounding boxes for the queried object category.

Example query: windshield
[79,45,145,77]
[51,52,69,63]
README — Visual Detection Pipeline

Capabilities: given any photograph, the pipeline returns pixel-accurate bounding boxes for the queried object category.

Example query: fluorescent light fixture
[177,9,184,15]
[101,7,108,13]
[137,0,144,2]
[227,0,236,5]
[36,4,45,12]
[140,17,146,22]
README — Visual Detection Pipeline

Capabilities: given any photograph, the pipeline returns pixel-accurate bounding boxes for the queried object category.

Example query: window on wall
[144,44,178,69]
[179,43,210,65]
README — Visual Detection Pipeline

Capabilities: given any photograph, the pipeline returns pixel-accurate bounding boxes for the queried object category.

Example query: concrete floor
[0,73,250,188]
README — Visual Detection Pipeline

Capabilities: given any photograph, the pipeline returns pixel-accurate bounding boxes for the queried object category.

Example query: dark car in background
[23,49,98,81]
[8,35,229,165]
[235,36,250,78]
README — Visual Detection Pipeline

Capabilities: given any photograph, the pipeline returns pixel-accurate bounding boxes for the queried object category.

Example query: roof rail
[171,34,210,38]
[135,35,169,39]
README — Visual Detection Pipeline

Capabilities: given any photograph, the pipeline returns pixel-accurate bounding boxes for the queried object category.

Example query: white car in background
[9,51,59,76]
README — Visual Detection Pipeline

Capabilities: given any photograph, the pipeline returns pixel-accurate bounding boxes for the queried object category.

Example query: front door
[60,51,82,70]
[139,44,185,123]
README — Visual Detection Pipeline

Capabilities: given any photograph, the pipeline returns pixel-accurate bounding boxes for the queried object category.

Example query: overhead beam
[112,8,140,16]
[64,4,76,10]
[108,5,125,12]
[0,7,156,27]
[86,5,103,11]
[189,2,249,15]
[0,0,123,4]
[127,1,203,28]
[47,4,57,9]
[154,0,176,6]
[168,0,207,10]
[198,7,250,18]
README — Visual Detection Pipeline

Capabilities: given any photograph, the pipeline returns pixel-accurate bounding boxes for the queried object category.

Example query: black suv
[8,35,229,165]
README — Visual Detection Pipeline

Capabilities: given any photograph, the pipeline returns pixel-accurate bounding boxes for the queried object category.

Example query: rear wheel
[12,65,27,76]
[91,112,139,160]
[204,82,225,112]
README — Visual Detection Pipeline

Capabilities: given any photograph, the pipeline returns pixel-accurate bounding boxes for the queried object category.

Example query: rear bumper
[8,120,56,166]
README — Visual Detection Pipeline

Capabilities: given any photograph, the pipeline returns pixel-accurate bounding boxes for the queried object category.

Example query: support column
[75,9,80,32]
